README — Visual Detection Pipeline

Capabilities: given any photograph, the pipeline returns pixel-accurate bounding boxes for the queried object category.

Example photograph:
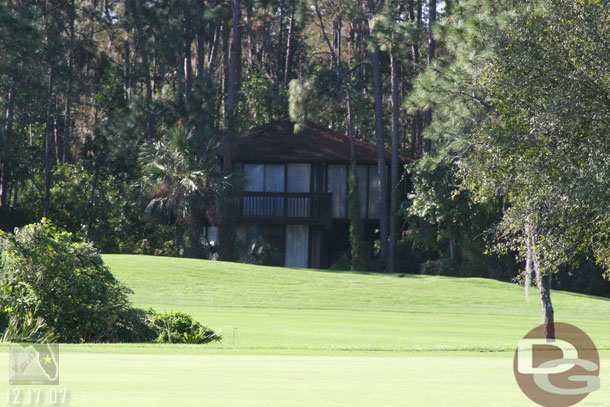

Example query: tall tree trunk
[54,115,61,165]
[283,8,295,87]
[218,0,242,263]
[389,51,401,273]
[245,5,254,68]
[427,0,436,66]
[1,80,15,208]
[224,0,241,175]
[525,224,533,301]
[409,0,423,157]
[63,0,75,164]
[529,224,555,340]
[183,14,193,101]
[347,88,356,175]
[337,18,342,71]
[367,0,388,260]
[274,0,285,99]
[124,40,131,98]
[135,19,154,139]
[423,0,436,154]
[185,46,193,100]
[44,65,55,219]
[177,51,186,104]
[196,0,206,78]
[43,5,56,219]
[221,23,230,115]
[207,25,220,74]
[534,253,555,340]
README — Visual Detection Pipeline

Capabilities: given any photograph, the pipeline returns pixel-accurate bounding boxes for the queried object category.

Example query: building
[209,119,408,268]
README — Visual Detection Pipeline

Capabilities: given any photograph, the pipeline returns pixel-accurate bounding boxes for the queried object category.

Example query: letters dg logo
[513,323,600,407]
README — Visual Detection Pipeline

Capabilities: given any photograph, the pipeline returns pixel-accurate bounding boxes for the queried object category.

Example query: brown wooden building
[210,119,407,268]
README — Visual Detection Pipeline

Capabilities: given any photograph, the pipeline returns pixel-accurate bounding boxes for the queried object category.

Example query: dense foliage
[408,0,609,284]
[0,0,607,304]
[146,310,221,344]
[0,220,219,343]
[0,220,135,342]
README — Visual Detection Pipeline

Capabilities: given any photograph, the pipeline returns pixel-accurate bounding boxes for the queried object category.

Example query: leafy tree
[409,0,610,336]
[405,153,514,278]
[467,0,610,337]
[138,125,244,257]
[0,220,134,342]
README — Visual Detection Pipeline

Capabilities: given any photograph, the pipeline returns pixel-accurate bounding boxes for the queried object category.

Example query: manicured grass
[2,254,610,406]
[103,254,610,353]
[2,351,610,407]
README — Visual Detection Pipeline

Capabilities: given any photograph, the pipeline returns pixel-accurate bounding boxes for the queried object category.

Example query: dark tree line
[0,0,440,266]
[1,0,609,308]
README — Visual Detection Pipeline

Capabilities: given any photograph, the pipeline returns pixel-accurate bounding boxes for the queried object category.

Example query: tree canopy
[0,0,607,305]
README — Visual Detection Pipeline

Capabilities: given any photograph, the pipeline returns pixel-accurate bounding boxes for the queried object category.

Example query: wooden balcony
[240,192,332,225]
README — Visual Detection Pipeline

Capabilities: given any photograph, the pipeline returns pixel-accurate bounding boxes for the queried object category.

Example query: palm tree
[138,125,244,257]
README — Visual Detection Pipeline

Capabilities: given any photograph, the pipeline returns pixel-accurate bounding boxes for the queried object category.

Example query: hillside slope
[104,254,610,353]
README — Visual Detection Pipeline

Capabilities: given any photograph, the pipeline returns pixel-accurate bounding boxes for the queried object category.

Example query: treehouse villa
[203,119,407,269]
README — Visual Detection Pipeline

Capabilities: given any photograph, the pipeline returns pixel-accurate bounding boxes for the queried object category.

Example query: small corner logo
[9,343,59,385]
[513,322,600,407]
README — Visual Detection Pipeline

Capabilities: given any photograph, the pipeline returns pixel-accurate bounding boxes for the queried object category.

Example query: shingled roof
[233,119,409,165]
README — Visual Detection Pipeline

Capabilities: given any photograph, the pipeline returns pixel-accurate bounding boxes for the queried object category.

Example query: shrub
[0,315,56,343]
[0,220,135,342]
[330,255,351,271]
[0,220,220,344]
[249,240,282,267]
[115,308,158,343]
[146,311,221,344]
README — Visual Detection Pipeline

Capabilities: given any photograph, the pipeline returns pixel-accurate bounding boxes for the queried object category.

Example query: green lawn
[104,254,610,353]
[2,254,610,406]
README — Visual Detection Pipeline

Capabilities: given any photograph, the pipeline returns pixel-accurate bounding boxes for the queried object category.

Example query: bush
[0,220,220,344]
[249,240,282,267]
[115,308,158,343]
[146,311,221,344]
[1,315,56,343]
[329,255,352,271]
[0,220,135,342]
[233,229,282,267]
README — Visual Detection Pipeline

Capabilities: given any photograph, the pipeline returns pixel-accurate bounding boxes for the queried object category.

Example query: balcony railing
[240,192,332,224]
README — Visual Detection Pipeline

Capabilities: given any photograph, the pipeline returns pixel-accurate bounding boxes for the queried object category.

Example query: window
[243,164,286,216]
[244,164,264,192]
[264,164,285,192]
[328,164,347,218]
